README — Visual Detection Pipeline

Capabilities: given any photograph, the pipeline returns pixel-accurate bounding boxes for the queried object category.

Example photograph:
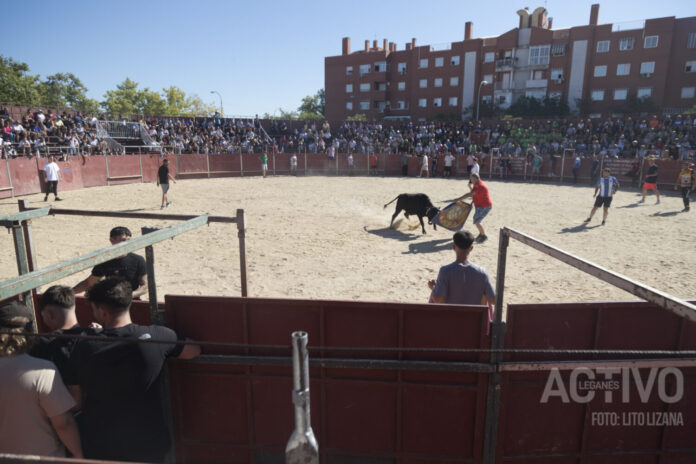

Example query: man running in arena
[448,173,492,243]
[640,157,660,204]
[584,168,619,226]
[674,163,695,212]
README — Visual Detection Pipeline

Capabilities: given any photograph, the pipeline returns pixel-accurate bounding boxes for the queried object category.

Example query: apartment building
[324,4,696,122]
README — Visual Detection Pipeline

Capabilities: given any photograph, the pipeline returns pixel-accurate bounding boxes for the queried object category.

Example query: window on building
[451,55,460,65]
[637,87,652,98]
[435,57,444,67]
[551,68,564,81]
[613,88,628,100]
[375,82,387,91]
[418,98,427,108]
[433,97,442,107]
[396,101,406,109]
[481,95,492,104]
[529,45,550,65]
[596,40,610,53]
[616,63,631,76]
[644,35,658,48]
[374,61,387,72]
[346,102,353,110]
[449,97,458,106]
[591,90,605,101]
[359,83,370,92]
[685,60,696,72]
[359,100,370,110]
[450,76,459,86]
[619,37,635,51]
[346,84,353,93]
[688,32,696,49]
[594,65,607,77]
[434,78,443,87]
[359,64,370,75]
[346,66,353,75]
[484,52,495,63]
[419,58,428,68]
[419,79,428,88]
[483,74,493,84]
[682,87,696,99]
[551,43,566,56]
[397,62,407,74]
[497,95,507,105]
[397,81,406,91]
[640,61,655,75]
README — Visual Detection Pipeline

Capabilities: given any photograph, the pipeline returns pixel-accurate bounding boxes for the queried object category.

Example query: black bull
[384,193,440,234]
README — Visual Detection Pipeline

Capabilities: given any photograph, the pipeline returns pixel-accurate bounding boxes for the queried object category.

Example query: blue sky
[3,1,693,117]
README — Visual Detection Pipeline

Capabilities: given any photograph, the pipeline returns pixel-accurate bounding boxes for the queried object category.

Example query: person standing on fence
[448,173,492,243]
[63,278,200,462]
[43,155,62,202]
[444,153,454,178]
[471,157,480,177]
[157,158,175,209]
[674,163,695,212]
[640,158,661,204]
[584,168,619,226]
[419,153,429,178]
[428,230,495,310]
[260,152,268,178]
[290,153,298,176]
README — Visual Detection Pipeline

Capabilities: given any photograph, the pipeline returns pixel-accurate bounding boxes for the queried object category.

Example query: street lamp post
[476,80,490,121]
[210,90,223,117]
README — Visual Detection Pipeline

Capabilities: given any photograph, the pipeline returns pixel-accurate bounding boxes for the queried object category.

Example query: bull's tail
[383,195,400,209]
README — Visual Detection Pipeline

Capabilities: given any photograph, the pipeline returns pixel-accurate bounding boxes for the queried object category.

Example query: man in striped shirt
[584,168,619,226]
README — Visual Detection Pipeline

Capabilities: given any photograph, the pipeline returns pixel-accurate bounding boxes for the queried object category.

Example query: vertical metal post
[240,152,244,177]
[560,151,566,184]
[285,331,319,464]
[236,209,248,297]
[273,151,276,176]
[5,159,13,197]
[11,222,37,332]
[175,153,179,177]
[18,200,37,273]
[105,155,110,186]
[206,153,211,178]
[138,153,143,183]
[304,151,307,176]
[141,227,161,325]
[482,227,509,464]
[489,153,493,180]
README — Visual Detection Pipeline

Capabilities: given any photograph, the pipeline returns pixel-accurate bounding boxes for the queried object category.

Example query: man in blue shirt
[584,168,619,225]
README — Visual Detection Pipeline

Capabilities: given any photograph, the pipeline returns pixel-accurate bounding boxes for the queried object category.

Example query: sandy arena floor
[1,175,693,305]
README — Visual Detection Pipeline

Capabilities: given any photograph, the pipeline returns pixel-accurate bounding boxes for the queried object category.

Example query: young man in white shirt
[43,155,62,201]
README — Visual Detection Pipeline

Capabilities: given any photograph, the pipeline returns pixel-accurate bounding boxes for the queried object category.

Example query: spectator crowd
[2,105,695,162]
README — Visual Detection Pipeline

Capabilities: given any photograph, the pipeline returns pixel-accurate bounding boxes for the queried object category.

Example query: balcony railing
[494,82,516,91]
[525,79,548,88]
[495,57,516,69]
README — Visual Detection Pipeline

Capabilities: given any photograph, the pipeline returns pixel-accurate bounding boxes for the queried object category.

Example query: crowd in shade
[2,106,695,160]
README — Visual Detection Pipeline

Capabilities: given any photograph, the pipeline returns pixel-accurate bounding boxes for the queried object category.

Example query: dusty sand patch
[1,175,693,304]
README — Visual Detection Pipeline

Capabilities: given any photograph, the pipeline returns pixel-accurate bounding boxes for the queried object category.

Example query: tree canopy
[0,55,216,117]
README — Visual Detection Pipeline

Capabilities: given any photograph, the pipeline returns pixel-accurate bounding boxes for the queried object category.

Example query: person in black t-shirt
[157,158,176,209]
[640,157,661,204]
[64,278,200,462]
[31,285,100,378]
[73,227,147,299]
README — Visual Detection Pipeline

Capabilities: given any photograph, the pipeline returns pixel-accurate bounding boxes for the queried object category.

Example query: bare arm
[73,274,101,294]
[132,274,148,299]
[168,173,176,183]
[49,411,83,458]
[449,191,472,202]
[177,338,201,359]
[593,186,599,197]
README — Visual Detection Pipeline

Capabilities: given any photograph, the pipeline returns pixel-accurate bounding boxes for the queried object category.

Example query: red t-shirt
[472,180,492,207]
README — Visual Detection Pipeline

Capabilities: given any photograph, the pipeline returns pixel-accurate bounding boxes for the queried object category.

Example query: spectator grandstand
[1,105,695,162]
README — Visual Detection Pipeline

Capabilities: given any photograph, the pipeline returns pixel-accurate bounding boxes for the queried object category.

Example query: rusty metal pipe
[285,331,318,464]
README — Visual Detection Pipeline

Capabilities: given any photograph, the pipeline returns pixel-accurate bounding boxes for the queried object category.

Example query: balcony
[494,81,516,91]
[526,79,548,88]
[495,57,516,70]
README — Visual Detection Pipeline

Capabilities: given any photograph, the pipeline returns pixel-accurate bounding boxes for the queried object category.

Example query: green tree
[101,77,143,117]
[346,113,366,122]
[181,93,217,117]
[0,56,41,106]
[39,73,90,109]
[297,89,325,119]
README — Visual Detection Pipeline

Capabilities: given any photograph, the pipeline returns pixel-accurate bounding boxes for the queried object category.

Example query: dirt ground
[1,174,693,305]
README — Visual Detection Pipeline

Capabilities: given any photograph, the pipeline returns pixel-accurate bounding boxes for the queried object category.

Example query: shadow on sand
[364,226,419,242]
[651,210,682,217]
[559,223,602,234]
[403,238,451,255]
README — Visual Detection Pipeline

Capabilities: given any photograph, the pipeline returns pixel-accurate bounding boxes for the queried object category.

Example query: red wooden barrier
[165,295,490,464]
[175,154,207,178]
[140,154,170,183]
[7,158,41,196]
[208,154,241,177]
[80,157,108,188]
[306,154,335,174]
[242,153,264,175]
[106,155,142,185]
[272,153,293,175]
[51,158,85,193]
[0,159,13,199]
[498,301,696,462]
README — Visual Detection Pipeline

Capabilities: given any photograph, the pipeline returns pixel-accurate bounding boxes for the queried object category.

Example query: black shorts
[594,196,613,208]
